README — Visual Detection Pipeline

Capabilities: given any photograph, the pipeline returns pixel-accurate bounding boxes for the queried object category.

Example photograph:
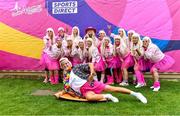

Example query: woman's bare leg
[43,70,49,83]
[85,91,104,101]
[54,70,59,84]
[151,68,160,91]
[152,68,159,82]
[49,70,55,84]
[85,91,119,102]
[123,68,128,81]
[100,71,105,83]
[119,68,129,86]
[104,85,131,94]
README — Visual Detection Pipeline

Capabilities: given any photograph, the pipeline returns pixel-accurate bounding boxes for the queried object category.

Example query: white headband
[59,57,72,68]
[99,30,106,34]
[132,33,140,38]
[103,36,110,42]
[142,36,152,43]
[114,35,121,40]
[58,27,65,32]
[118,28,125,33]
[46,28,54,32]
[128,30,135,34]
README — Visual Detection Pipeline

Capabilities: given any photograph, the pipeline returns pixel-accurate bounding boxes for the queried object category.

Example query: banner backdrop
[0,0,180,72]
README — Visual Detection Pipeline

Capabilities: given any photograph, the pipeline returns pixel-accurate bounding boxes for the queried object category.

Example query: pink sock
[50,76,55,84]
[106,75,114,84]
[114,69,119,83]
[153,81,160,88]
[54,75,59,84]
[135,70,145,84]
[119,71,123,83]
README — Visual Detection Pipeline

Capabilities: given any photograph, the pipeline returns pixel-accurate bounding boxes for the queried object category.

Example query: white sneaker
[153,87,160,92]
[135,93,147,104]
[119,82,129,86]
[150,86,154,89]
[135,83,145,88]
[43,78,48,83]
[105,94,119,103]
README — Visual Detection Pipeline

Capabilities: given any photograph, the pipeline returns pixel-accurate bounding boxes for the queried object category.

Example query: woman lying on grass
[55,57,147,103]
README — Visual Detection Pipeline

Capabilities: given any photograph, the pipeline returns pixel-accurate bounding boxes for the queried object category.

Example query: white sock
[130,92,147,104]
[103,94,119,103]
[130,91,138,97]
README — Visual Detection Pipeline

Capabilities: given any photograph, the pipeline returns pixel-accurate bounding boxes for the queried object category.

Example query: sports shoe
[135,83,145,88]
[119,81,129,86]
[43,78,48,83]
[152,81,160,92]
[150,86,154,89]
[153,86,160,92]
[105,94,119,103]
[135,93,147,104]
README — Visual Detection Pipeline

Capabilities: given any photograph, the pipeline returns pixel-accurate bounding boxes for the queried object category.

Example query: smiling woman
[55,57,147,103]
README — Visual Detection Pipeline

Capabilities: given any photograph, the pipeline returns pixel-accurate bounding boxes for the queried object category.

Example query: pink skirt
[121,53,135,69]
[151,55,175,72]
[80,81,106,97]
[138,58,153,71]
[106,56,121,69]
[40,53,60,70]
[94,57,106,71]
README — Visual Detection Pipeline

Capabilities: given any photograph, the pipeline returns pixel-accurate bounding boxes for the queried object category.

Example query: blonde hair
[127,30,135,34]
[118,28,127,45]
[71,26,80,37]
[100,36,112,56]
[46,28,56,43]
[86,38,96,60]
[78,40,86,60]
[142,36,152,44]
[130,33,142,52]
[113,35,127,56]
[98,30,106,36]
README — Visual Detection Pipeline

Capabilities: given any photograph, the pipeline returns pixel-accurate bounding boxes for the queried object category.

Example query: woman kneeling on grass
[55,57,147,104]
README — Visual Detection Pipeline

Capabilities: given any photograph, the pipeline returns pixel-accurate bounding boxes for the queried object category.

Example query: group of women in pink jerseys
[40,26,174,92]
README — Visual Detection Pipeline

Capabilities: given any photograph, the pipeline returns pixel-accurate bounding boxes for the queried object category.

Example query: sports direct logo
[52,1,78,14]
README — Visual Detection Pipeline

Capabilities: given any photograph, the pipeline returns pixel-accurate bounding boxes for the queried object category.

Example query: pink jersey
[144,43,165,63]
[64,47,72,58]
[78,47,88,63]
[46,44,64,60]
[88,46,101,63]
[55,34,68,50]
[101,44,114,60]
[130,43,144,60]
[43,36,56,53]
[70,26,82,48]
[116,41,129,59]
